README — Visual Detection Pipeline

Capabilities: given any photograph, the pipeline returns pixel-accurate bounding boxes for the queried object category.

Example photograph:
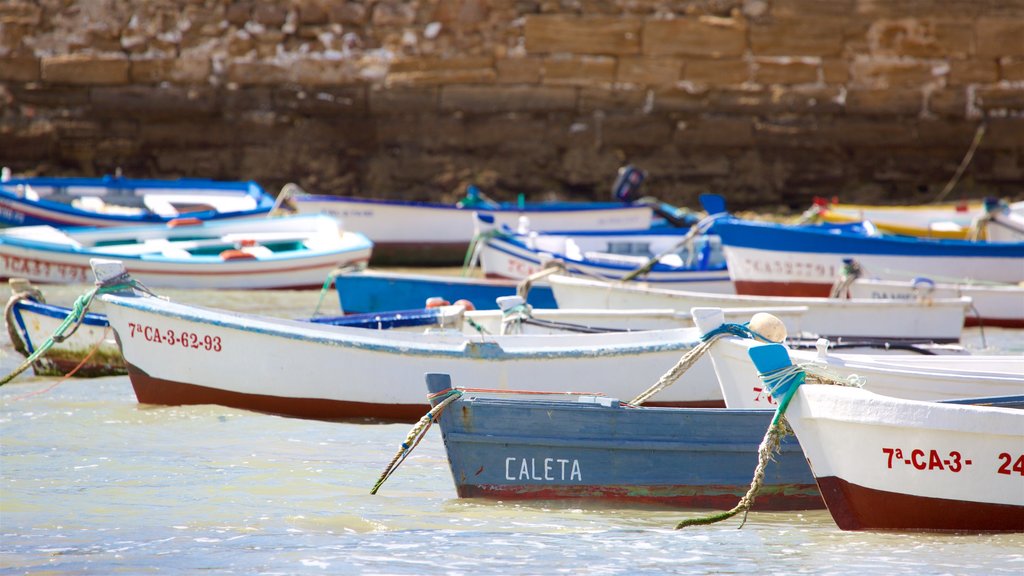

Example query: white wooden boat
[91,261,729,420]
[285,186,659,265]
[477,221,733,293]
[693,309,1024,410]
[0,171,276,228]
[4,281,123,377]
[547,275,970,343]
[848,277,1024,329]
[750,344,1024,532]
[0,215,372,289]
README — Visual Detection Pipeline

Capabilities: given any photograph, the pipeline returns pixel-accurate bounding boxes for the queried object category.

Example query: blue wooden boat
[425,373,822,511]
[335,269,556,313]
[477,214,734,293]
[710,217,1024,298]
[0,172,277,228]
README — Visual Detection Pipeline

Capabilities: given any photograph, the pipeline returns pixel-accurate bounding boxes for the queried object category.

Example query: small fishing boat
[4,281,123,377]
[693,309,1024,410]
[0,215,372,289]
[91,260,730,420]
[476,217,733,293]
[421,373,822,510]
[284,181,675,265]
[847,277,1024,329]
[334,268,558,313]
[748,343,1024,532]
[808,196,1024,241]
[709,217,1024,297]
[547,275,970,343]
[0,171,277,228]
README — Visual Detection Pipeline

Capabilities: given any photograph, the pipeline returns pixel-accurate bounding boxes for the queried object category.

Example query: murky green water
[2,285,1022,574]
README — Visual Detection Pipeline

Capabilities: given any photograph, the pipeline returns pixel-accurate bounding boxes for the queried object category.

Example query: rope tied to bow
[629,322,776,406]
[0,277,143,387]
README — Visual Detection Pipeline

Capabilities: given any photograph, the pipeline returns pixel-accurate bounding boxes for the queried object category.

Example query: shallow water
[2,286,1022,575]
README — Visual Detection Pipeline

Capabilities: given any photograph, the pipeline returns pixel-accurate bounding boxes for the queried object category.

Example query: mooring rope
[515,260,566,301]
[7,326,112,401]
[629,322,774,406]
[0,279,141,387]
[370,387,464,495]
[675,360,864,529]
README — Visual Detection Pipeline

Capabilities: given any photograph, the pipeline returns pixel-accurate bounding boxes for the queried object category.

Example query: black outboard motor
[612,164,697,228]
[611,165,647,203]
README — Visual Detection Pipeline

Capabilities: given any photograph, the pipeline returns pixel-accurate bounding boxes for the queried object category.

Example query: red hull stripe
[457,483,824,511]
[125,364,726,422]
[816,475,1024,532]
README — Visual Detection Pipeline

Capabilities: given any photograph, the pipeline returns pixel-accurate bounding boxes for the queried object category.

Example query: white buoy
[749,312,787,343]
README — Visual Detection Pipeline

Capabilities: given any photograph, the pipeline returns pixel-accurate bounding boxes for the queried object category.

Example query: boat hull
[292,195,655,265]
[481,234,734,293]
[428,379,822,511]
[713,219,1024,297]
[786,385,1024,532]
[548,275,968,342]
[101,291,727,421]
[849,278,1024,329]
[6,297,124,377]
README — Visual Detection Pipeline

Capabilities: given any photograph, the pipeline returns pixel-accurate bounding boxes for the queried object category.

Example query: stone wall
[2,0,1023,210]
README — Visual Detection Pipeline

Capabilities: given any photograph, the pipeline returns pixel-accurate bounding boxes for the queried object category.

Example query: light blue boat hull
[426,374,822,511]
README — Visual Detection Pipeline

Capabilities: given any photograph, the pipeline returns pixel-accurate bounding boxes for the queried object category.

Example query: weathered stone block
[226,61,291,85]
[90,86,218,119]
[601,115,673,148]
[674,116,755,147]
[273,86,368,115]
[976,17,1024,57]
[371,1,416,27]
[130,58,212,84]
[866,18,973,58]
[525,15,642,55]
[974,86,1024,115]
[709,86,844,115]
[845,88,922,116]
[616,57,681,86]
[578,86,648,113]
[41,54,129,85]
[290,58,362,86]
[947,59,999,85]
[0,55,38,81]
[642,16,747,58]
[369,86,439,113]
[830,117,918,146]
[928,87,968,118]
[685,58,750,85]
[496,58,542,84]
[254,4,288,27]
[440,85,577,113]
[850,58,938,88]
[755,60,819,85]
[981,118,1024,149]
[0,2,41,25]
[386,68,497,86]
[652,86,709,113]
[542,55,616,86]
[750,17,845,56]
[822,58,849,83]
[329,2,367,25]
[1001,57,1024,81]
